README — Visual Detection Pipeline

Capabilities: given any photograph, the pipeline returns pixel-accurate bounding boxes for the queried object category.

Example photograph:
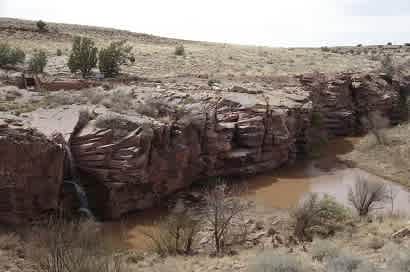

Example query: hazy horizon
[2,0,410,47]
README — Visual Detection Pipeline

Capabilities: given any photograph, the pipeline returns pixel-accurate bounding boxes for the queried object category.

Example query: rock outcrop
[68,72,404,219]
[0,71,405,222]
[0,125,64,224]
[70,90,304,218]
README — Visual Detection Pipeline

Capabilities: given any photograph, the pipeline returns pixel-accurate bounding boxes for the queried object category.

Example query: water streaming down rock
[63,144,95,219]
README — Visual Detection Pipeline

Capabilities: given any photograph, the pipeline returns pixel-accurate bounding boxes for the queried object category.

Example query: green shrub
[249,251,306,272]
[68,36,98,78]
[98,40,133,77]
[29,50,47,73]
[311,240,340,262]
[0,43,25,68]
[174,44,185,56]
[293,193,350,240]
[36,20,47,32]
[56,49,62,56]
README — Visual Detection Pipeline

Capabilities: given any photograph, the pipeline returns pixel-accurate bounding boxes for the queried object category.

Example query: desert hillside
[2,17,410,80]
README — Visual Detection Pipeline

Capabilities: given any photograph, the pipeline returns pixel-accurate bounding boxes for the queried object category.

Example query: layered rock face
[0,125,64,224]
[71,91,303,218]
[67,72,404,219]
[0,72,404,222]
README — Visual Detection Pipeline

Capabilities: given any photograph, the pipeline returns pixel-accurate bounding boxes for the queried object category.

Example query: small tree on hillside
[68,36,98,78]
[98,40,133,77]
[29,50,47,73]
[203,181,250,254]
[36,20,47,32]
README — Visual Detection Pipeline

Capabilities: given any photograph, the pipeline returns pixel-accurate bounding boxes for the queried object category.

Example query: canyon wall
[70,73,404,219]
[0,72,406,223]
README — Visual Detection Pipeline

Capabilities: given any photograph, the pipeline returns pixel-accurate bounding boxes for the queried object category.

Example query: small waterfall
[63,144,95,220]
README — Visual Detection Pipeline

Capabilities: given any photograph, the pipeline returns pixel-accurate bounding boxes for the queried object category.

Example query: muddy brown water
[103,138,410,250]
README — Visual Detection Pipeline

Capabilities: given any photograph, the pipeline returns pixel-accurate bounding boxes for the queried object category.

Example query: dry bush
[26,217,127,272]
[381,54,395,78]
[325,254,375,272]
[249,250,307,272]
[83,88,105,104]
[348,175,390,216]
[0,233,21,251]
[360,111,389,145]
[43,92,87,107]
[311,239,340,262]
[367,236,385,250]
[140,202,201,256]
[293,193,350,241]
[203,181,251,253]
[102,90,134,113]
[385,243,410,272]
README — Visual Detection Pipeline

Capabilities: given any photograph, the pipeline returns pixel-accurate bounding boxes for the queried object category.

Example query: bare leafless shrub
[360,111,389,145]
[293,193,349,241]
[26,217,127,272]
[203,181,251,253]
[348,175,390,216]
[140,202,201,256]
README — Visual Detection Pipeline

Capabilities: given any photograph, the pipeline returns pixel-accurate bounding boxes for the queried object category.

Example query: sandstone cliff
[0,71,406,222]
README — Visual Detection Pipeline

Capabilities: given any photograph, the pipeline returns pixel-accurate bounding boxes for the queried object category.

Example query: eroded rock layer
[0,72,405,222]
[70,73,403,219]
[0,126,64,224]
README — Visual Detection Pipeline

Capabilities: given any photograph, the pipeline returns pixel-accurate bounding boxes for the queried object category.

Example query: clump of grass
[311,239,340,262]
[249,251,307,272]
[367,236,385,251]
[325,254,362,272]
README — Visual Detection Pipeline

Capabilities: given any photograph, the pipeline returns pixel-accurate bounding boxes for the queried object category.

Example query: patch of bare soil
[341,124,410,188]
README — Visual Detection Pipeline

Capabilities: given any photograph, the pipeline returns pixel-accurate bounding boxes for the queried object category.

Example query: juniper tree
[68,36,98,78]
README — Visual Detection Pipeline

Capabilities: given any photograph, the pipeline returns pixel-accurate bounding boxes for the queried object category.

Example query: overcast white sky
[1,0,410,47]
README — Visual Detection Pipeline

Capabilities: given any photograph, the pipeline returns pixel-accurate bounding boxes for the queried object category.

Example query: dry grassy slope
[2,17,410,81]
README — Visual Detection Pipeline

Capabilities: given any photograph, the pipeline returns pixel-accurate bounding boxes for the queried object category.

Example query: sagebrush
[0,43,25,68]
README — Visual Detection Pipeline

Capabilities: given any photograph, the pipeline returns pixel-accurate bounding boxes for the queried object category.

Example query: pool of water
[103,137,410,249]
